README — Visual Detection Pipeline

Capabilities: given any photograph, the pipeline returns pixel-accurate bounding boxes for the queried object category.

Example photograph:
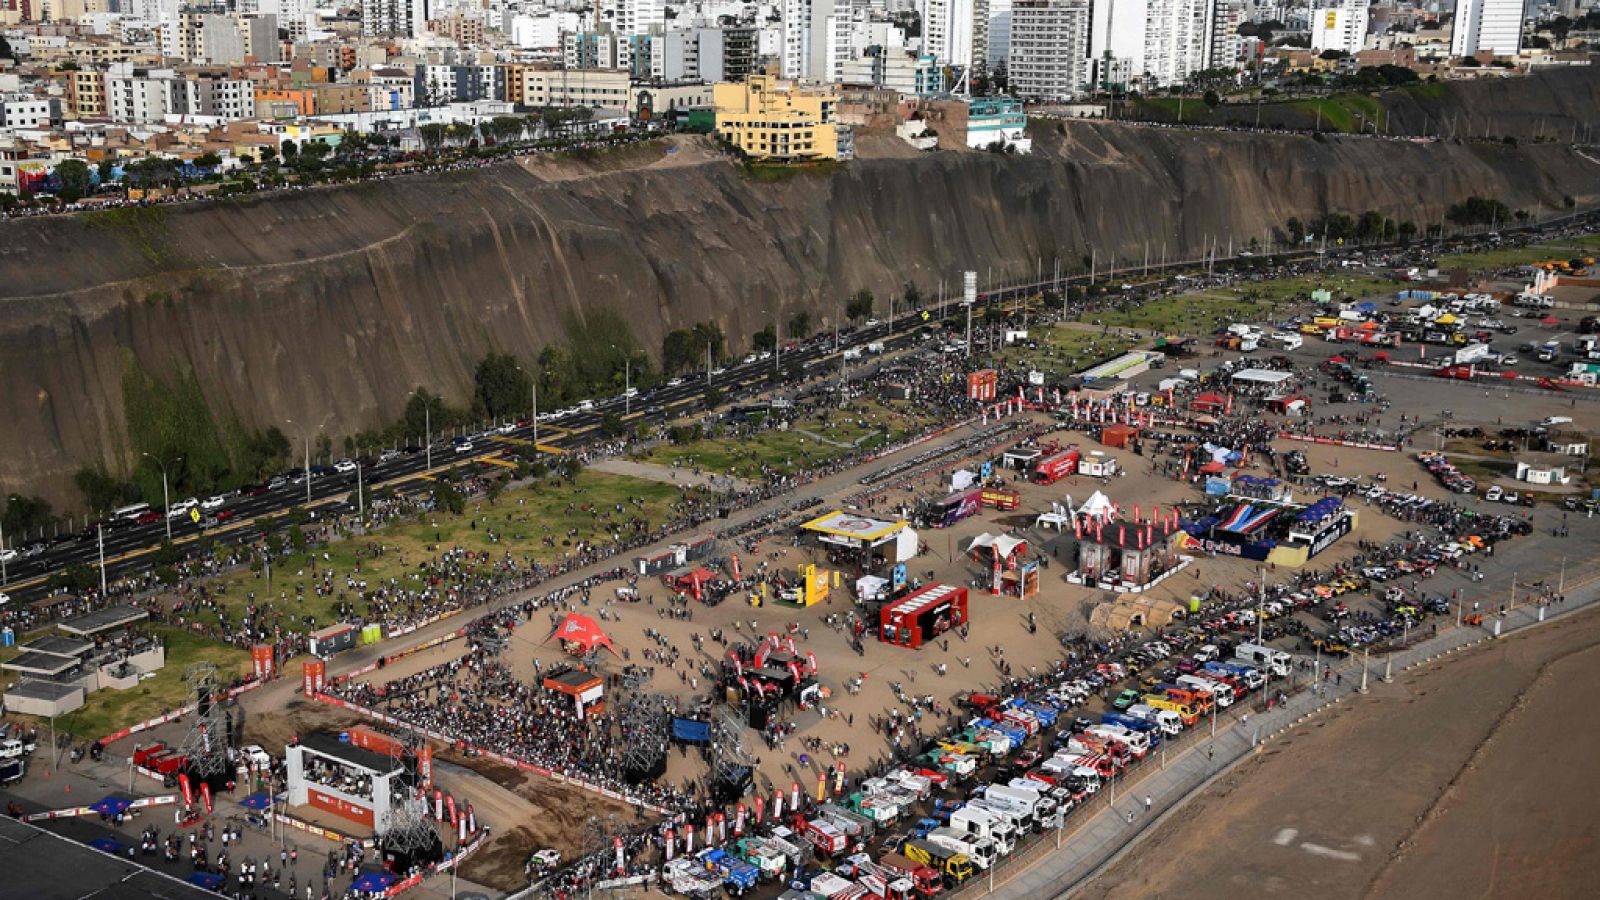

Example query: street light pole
[141,452,182,543]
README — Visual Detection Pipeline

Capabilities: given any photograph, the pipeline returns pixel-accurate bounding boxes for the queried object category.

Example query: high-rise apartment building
[1008,0,1090,100]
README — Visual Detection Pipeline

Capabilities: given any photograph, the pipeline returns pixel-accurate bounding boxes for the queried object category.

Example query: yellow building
[713,76,840,161]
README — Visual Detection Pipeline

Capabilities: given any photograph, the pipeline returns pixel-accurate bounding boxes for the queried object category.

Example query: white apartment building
[0,93,60,129]
[362,0,429,38]
[1090,0,1212,90]
[1450,0,1522,56]
[921,0,975,69]
[1009,0,1091,100]
[1310,0,1367,55]
[615,0,665,35]
[108,69,173,123]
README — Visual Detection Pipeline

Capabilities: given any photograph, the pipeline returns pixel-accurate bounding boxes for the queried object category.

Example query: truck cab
[927,827,997,869]
[903,840,974,884]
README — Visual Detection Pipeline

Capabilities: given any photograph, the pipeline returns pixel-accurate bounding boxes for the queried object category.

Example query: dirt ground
[433,752,645,894]
[1078,601,1600,900]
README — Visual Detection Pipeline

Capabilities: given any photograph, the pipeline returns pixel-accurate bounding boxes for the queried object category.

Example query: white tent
[855,575,888,602]
[966,532,1028,560]
[1035,512,1071,531]
[950,469,977,491]
[1078,491,1116,521]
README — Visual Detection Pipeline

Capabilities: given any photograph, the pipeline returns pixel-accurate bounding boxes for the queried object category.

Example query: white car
[167,499,198,518]
[497,422,517,434]
[333,459,357,474]
[743,353,758,364]
[711,367,727,376]
[0,592,9,606]
[200,495,228,511]
[1500,355,1518,366]
[666,377,685,388]
[453,441,474,454]
[240,744,272,768]
[379,449,401,463]
[864,318,881,328]
[758,351,772,361]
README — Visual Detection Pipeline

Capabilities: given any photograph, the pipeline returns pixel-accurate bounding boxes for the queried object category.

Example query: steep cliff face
[2,116,1598,505]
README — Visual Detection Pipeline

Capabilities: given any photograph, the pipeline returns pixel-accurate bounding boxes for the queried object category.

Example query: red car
[135,511,161,525]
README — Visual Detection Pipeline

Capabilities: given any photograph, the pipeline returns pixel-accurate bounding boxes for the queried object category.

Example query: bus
[112,502,152,522]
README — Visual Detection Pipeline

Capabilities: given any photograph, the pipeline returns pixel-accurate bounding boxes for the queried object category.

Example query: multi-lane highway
[3,212,1592,606]
[0,314,934,605]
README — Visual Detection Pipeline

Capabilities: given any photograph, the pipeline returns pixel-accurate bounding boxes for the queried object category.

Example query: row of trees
[1284,211,1420,245]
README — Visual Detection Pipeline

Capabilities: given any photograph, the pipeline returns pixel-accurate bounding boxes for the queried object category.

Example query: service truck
[927,827,997,870]
[810,872,869,900]
[1234,642,1292,677]
[1177,674,1235,708]
[1124,704,1183,736]
[699,848,761,895]
[1203,661,1264,690]
[662,858,723,897]
[903,840,974,884]
[799,817,848,858]
[735,838,788,879]
[879,853,945,897]
[820,803,878,839]
[949,805,1015,855]
[1031,450,1081,485]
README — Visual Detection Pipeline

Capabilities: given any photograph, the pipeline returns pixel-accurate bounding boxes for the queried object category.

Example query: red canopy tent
[545,613,621,657]
[1190,392,1228,413]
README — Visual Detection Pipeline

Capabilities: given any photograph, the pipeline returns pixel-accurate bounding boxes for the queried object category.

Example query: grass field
[1435,234,1600,272]
[994,326,1141,375]
[194,469,688,631]
[643,401,930,477]
[54,626,249,740]
[1085,271,1400,337]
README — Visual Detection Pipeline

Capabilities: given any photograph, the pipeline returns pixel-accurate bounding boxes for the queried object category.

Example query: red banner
[251,645,276,680]
[302,660,326,696]
[178,774,193,807]
[200,783,213,815]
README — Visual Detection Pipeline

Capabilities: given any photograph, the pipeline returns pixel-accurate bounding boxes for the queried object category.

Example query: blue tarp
[672,717,712,744]
[350,872,395,893]
[89,796,133,816]
[240,792,272,811]
[189,871,226,890]
[89,837,124,854]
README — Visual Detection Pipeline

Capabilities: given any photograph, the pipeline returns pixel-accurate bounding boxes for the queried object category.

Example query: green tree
[902,281,924,309]
[2,493,53,535]
[485,477,506,504]
[432,480,465,515]
[691,321,726,363]
[281,140,298,159]
[1397,220,1418,243]
[704,383,724,408]
[75,465,133,512]
[753,324,777,352]
[54,159,92,202]
[1285,217,1306,244]
[846,289,875,321]
[472,352,533,420]
[195,151,223,169]
[787,310,813,340]
[599,413,625,438]
[1203,90,1220,109]
[662,328,697,375]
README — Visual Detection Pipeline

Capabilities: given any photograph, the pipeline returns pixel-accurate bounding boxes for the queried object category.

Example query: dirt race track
[1079,602,1600,900]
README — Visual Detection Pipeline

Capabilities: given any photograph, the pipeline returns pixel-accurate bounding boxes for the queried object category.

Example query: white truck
[966,797,1031,837]
[949,805,1015,855]
[927,827,997,869]
[1234,642,1291,677]
[1177,674,1235,708]
[985,783,1056,829]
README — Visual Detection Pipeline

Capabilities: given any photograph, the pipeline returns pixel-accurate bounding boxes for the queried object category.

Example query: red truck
[799,817,849,858]
[1032,450,1080,485]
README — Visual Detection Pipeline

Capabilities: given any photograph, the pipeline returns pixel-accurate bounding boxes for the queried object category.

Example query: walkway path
[587,457,753,492]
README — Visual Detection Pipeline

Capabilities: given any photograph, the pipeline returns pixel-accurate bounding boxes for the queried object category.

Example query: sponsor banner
[273,811,377,848]
[1277,432,1398,452]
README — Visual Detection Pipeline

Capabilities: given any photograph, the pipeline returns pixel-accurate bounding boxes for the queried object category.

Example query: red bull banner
[302,660,325,696]
[251,645,276,680]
